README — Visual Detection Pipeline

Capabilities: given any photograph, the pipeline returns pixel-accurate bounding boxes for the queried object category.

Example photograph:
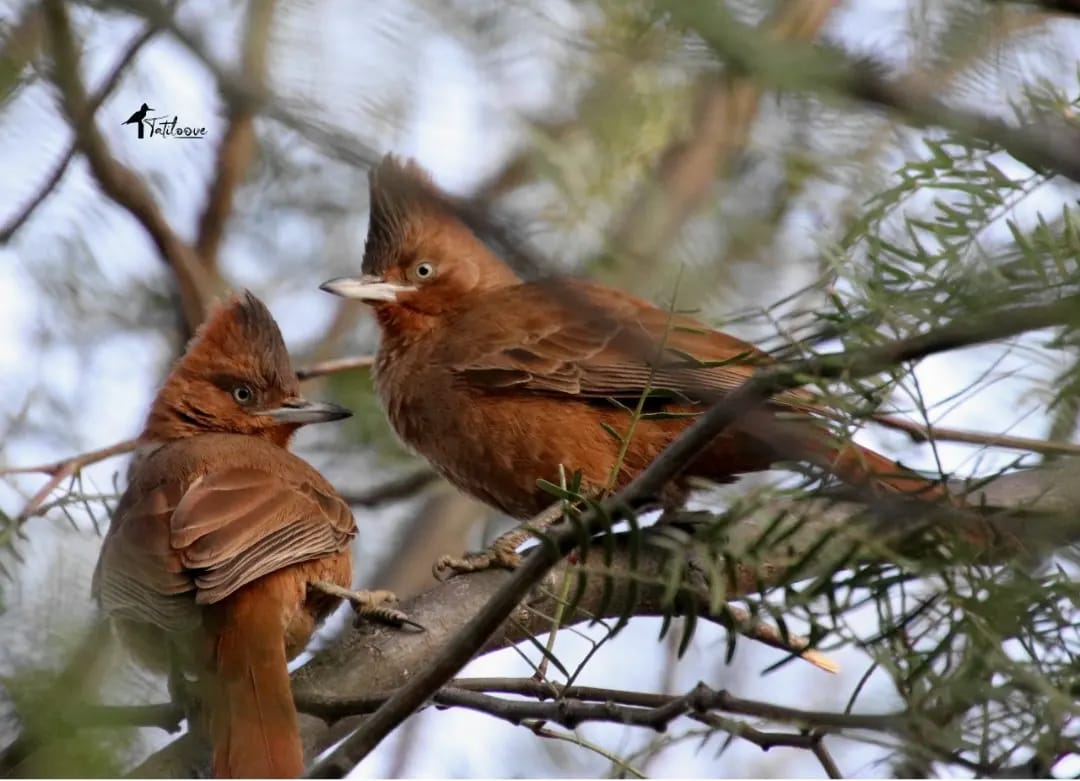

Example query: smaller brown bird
[94,292,398,778]
[322,156,954,570]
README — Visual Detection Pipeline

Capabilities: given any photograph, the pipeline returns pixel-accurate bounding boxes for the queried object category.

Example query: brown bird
[321,156,952,569]
[94,292,393,778]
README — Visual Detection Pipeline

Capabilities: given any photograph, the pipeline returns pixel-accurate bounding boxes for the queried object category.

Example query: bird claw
[349,589,425,632]
[433,539,524,581]
[308,581,425,631]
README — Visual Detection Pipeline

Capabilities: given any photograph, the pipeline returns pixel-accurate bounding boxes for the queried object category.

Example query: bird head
[320,155,520,326]
[144,291,351,446]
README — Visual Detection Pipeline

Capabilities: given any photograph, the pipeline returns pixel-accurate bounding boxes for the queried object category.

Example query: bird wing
[95,466,355,631]
[445,279,816,411]
[94,480,201,632]
[170,467,356,605]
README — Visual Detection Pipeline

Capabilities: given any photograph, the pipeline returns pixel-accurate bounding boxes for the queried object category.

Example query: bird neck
[372,303,442,341]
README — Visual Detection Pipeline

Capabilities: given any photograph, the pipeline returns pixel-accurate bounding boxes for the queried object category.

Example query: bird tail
[740,411,953,503]
[813,438,951,502]
[204,585,302,779]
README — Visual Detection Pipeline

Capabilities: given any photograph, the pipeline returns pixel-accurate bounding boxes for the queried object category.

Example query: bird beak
[261,398,353,425]
[320,275,416,303]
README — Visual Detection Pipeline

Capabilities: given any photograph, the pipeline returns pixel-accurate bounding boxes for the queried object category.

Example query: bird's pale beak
[320,275,416,303]
[261,398,352,425]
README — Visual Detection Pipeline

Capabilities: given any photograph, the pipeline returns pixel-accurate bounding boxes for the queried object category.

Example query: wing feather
[446,279,816,411]
[95,460,356,632]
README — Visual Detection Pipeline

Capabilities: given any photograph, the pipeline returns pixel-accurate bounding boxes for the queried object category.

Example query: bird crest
[185,291,293,384]
[363,155,448,276]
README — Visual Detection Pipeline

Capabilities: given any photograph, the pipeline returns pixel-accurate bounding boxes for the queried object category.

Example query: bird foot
[433,533,526,581]
[308,581,424,631]
[432,503,574,583]
[433,502,570,581]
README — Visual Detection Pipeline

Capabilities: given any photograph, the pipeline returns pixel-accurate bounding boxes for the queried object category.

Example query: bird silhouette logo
[122,103,154,139]
[121,102,207,141]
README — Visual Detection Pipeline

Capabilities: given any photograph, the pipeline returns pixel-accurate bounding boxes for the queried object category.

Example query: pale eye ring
[232,385,254,404]
[414,261,436,280]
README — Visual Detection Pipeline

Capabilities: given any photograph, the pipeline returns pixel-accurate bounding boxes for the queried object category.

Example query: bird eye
[232,385,254,404]
[413,261,436,280]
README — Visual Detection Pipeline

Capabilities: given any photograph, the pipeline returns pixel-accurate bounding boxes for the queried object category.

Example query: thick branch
[663,2,1080,183]
[114,456,1080,777]
[609,0,835,268]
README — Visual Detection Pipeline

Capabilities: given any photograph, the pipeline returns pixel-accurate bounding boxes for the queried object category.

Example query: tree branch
[294,355,374,381]
[663,1,1080,184]
[0,16,163,243]
[337,468,438,509]
[112,0,552,279]
[120,453,1080,777]
[0,5,44,100]
[41,0,221,335]
[608,0,835,270]
[872,413,1080,457]
[2,437,136,523]
[193,0,275,268]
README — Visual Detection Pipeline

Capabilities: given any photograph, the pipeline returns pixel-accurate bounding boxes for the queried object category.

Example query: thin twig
[2,438,136,523]
[337,469,438,508]
[718,602,838,673]
[872,413,1080,457]
[528,724,647,778]
[295,355,375,381]
[0,439,136,478]
[812,736,844,778]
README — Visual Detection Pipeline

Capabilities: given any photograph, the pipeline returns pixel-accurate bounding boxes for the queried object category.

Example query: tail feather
[735,411,954,503]
[821,439,951,502]
[205,587,302,778]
